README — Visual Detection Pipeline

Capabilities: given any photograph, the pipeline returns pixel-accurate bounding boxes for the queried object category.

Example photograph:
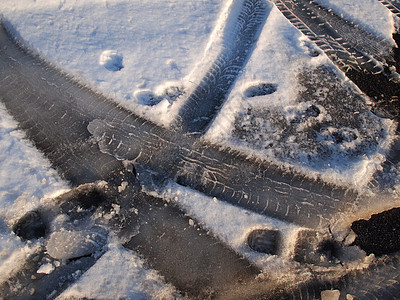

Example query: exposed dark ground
[352,207,400,256]
[346,33,400,123]
[346,32,400,258]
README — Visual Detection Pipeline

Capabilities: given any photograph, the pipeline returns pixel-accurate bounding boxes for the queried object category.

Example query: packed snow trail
[177,0,269,133]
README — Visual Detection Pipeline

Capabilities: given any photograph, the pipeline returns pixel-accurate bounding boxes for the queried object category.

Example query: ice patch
[99,50,123,71]
[46,229,106,260]
[37,263,55,275]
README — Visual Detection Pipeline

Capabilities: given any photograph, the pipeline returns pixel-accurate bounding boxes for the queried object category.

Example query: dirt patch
[351,207,400,256]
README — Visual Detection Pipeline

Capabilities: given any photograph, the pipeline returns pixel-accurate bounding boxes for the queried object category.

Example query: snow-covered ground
[0,0,399,298]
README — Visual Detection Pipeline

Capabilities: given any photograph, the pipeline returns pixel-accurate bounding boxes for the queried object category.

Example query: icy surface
[46,229,106,260]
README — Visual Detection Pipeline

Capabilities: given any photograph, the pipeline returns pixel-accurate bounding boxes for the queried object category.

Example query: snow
[37,263,55,274]
[59,243,180,300]
[0,103,68,224]
[157,183,302,275]
[0,0,223,127]
[0,0,399,298]
[316,0,395,42]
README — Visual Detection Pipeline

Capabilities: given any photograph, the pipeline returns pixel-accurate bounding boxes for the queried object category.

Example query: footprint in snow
[99,50,124,71]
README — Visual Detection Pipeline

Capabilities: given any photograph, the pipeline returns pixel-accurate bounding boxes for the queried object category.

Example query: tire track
[89,115,360,230]
[378,0,400,17]
[177,0,269,134]
[0,24,262,298]
[272,0,393,74]
[273,0,400,125]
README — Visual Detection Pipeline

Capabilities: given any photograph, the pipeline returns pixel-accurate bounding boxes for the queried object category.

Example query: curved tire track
[177,0,269,134]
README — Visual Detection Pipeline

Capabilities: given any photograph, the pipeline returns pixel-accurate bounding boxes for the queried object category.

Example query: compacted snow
[0,0,399,298]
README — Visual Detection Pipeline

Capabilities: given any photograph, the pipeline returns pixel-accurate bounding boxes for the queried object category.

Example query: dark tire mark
[175,143,358,229]
[89,114,360,229]
[273,0,393,74]
[177,0,269,133]
[273,0,400,150]
[0,24,263,298]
